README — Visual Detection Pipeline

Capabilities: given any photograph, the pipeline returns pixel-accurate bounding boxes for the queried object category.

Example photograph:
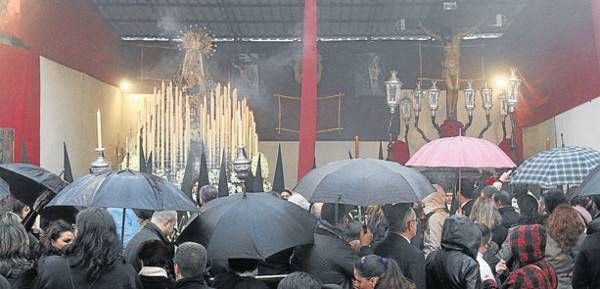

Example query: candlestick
[96,109,103,148]
[354,136,360,158]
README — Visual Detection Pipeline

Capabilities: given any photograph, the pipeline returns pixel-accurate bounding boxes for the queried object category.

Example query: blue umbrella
[45,169,198,212]
[512,147,600,188]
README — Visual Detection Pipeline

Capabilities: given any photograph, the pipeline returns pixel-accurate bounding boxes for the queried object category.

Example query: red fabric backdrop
[0,44,40,164]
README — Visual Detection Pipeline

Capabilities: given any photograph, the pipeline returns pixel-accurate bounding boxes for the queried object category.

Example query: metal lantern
[464,81,476,115]
[481,82,493,111]
[385,71,403,114]
[233,146,251,182]
[506,67,520,111]
[428,81,439,114]
[412,81,422,113]
[400,97,412,122]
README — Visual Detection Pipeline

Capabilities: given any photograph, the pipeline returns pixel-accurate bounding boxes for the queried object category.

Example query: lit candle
[354,136,360,158]
[96,109,103,148]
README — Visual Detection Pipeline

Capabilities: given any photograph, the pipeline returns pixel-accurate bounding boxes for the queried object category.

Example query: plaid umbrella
[511,147,600,188]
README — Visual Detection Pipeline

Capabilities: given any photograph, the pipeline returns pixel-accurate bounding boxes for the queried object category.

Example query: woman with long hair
[353,255,415,289]
[470,197,506,245]
[40,220,74,256]
[0,212,33,286]
[35,208,141,289]
[545,204,586,289]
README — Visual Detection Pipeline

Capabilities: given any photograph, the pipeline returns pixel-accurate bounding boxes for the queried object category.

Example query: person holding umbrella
[126,210,177,273]
[35,208,141,289]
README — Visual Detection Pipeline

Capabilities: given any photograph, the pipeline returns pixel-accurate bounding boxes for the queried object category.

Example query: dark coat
[175,275,213,289]
[374,233,426,289]
[34,255,142,289]
[0,260,33,288]
[425,216,481,289]
[462,199,475,217]
[0,274,10,289]
[125,222,172,272]
[140,275,176,289]
[499,207,520,229]
[300,221,361,289]
[572,232,600,289]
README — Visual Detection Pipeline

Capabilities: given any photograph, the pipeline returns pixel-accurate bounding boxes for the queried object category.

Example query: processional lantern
[464,81,476,116]
[233,145,251,185]
[385,71,403,114]
[481,82,493,112]
[412,81,422,114]
[506,67,521,112]
[428,81,440,116]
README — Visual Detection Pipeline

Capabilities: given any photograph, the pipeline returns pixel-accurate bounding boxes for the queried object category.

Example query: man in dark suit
[375,203,426,289]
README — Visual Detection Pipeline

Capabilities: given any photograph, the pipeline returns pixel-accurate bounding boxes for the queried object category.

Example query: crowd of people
[1,173,600,289]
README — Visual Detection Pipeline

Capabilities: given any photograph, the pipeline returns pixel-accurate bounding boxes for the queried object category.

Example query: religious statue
[419,22,481,120]
[175,28,215,97]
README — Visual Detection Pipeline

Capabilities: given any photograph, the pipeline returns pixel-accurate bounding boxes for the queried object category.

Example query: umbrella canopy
[0,163,67,207]
[406,136,516,168]
[181,192,315,268]
[45,169,198,212]
[512,147,600,188]
[294,158,435,206]
[578,165,600,196]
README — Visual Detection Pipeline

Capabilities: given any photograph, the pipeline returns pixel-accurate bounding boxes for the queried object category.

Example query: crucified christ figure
[419,22,481,120]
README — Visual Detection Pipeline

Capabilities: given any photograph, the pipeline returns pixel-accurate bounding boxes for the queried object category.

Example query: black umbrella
[294,158,435,206]
[178,192,315,269]
[45,169,198,212]
[0,163,67,207]
[577,165,600,196]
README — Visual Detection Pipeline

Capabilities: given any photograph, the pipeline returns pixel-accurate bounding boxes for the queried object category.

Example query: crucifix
[419,22,481,121]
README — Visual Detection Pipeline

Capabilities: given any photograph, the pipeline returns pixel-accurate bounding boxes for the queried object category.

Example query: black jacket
[125,222,172,272]
[498,207,520,229]
[140,275,176,289]
[425,216,481,289]
[572,232,600,289]
[374,233,426,289]
[300,221,361,289]
[34,255,141,289]
[175,275,213,289]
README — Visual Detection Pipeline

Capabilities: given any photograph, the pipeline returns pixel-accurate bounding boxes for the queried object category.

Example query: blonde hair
[470,197,502,230]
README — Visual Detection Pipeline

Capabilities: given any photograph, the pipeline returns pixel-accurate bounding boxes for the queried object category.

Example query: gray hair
[198,185,218,205]
[278,272,322,289]
[151,210,177,225]
[0,212,31,276]
[173,242,207,278]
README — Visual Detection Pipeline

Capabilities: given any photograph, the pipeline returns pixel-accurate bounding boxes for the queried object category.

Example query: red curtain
[0,44,40,164]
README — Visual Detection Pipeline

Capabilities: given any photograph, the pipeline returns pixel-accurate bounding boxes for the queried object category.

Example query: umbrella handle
[121,208,126,248]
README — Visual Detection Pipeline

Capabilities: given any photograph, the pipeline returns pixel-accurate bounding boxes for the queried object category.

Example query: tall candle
[354,136,360,158]
[96,109,103,148]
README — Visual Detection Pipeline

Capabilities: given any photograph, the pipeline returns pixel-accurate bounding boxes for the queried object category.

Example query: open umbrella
[45,169,198,212]
[294,158,435,206]
[0,163,67,207]
[178,192,315,269]
[511,147,600,188]
[406,136,516,168]
[577,165,600,196]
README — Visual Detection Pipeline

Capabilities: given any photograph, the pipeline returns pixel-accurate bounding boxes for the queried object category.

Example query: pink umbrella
[406,136,516,168]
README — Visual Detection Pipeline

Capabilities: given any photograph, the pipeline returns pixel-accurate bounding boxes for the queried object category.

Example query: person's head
[280,189,292,200]
[137,240,171,269]
[547,204,586,252]
[0,212,30,274]
[173,242,207,280]
[353,255,414,289]
[65,208,121,282]
[151,210,178,236]
[479,185,499,199]
[469,197,502,230]
[543,189,567,215]
[508,224,547,266]
[459,178,476,201]
[478,224,492,254]
[0,197,30,220]
[198,185,218,206]
[228,258,259,275]
[493,190,513,209]
[41,220,74,254]
[320,203,351,225]
[517,194,541,225]
[441,215,482,259]
[277,272,322,289]
[383,204,417,239]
